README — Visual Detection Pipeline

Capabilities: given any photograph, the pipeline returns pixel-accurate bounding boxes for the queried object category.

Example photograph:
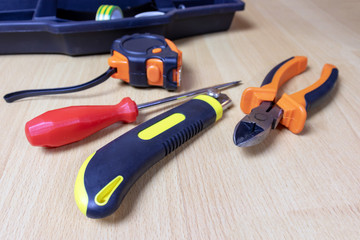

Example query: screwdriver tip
[218,80,242,90]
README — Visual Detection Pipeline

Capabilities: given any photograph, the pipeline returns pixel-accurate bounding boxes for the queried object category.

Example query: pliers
[233,56,338,147]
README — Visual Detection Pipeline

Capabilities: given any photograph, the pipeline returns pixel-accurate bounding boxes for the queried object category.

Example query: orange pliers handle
[241,56,338,133]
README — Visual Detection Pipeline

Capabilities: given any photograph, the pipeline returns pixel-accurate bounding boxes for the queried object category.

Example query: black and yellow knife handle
[74,94,224,218]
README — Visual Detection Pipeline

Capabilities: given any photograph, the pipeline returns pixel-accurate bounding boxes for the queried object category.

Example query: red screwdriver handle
[25,97,139,147]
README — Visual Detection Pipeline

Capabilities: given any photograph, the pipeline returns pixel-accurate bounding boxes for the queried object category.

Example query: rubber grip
[276,64,338,133]
[289,64,338,110]
[25,97,138,147]
[240,56,307,114]
[74,95,222,218]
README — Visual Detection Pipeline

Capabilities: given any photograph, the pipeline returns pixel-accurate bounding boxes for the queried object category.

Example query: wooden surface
[1,0,360,239]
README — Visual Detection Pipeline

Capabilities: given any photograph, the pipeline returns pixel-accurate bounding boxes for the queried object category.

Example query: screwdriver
[25,81,241,147]
[74,89,233,218]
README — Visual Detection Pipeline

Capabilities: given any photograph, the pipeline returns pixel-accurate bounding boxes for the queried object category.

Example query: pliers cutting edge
[233,56,338,147]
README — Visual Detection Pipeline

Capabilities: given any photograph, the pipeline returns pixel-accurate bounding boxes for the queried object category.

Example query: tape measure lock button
[146,59,163,86]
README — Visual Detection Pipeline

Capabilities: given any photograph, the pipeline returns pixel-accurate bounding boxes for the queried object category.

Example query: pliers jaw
[233,101,283,147]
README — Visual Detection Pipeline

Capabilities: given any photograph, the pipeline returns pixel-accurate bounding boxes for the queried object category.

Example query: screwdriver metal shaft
[137,81,241,109]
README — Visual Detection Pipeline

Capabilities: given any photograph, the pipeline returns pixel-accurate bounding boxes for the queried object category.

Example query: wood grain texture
[1,0,359,239]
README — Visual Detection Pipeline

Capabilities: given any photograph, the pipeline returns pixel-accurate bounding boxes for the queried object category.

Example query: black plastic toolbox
[0,0,245,55]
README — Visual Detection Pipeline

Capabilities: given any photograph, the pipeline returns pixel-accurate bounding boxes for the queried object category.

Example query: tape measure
[109,33,182,90]
[4,33,182,103]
